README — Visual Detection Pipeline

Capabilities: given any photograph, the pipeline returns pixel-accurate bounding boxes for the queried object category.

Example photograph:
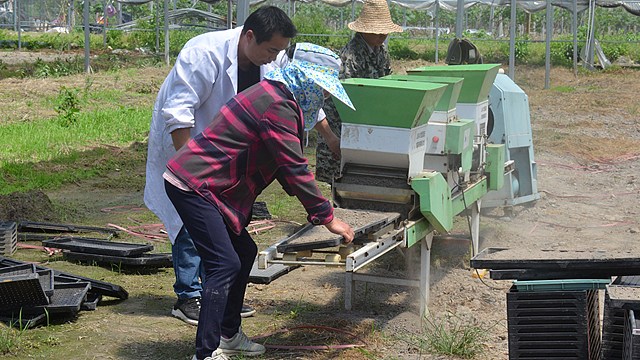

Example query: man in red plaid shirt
[164,43,356,360]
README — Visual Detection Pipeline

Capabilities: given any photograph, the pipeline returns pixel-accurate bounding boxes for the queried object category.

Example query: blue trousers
[165,181,257,359]
[172,226,204,299]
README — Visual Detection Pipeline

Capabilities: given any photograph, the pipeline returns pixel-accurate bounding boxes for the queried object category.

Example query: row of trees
[2,0,638,39]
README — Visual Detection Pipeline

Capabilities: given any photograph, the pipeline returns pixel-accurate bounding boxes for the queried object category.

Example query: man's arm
[314,118,340,158]
[171,128,191,151]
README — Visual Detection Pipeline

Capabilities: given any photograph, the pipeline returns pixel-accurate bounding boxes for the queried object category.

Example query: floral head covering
[264,43,355,130]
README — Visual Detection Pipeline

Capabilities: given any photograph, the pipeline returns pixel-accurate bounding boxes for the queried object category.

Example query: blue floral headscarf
[264,43,355,130]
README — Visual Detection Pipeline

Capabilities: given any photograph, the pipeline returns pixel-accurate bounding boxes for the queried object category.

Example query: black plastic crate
[507,287,601,360]
[623,309,640,360]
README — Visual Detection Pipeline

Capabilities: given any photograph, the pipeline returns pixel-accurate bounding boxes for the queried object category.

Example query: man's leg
[171,226,204,325]
[220,228,257,337]
[166,182,245,359]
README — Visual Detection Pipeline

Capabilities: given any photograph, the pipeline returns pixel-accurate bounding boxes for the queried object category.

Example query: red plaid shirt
[166,80,334,235]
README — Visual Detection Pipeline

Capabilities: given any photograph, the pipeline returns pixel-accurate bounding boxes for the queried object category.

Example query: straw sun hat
[348,0,403,35]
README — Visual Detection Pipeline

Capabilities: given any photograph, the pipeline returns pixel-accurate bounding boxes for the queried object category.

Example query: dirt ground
[1,57,640,359]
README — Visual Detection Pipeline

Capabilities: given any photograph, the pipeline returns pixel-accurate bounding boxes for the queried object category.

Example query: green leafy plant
[54,86,82,127]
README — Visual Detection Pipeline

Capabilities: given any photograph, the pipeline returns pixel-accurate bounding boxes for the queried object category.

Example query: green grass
[398,313,489,358]
[551,85,576,93]
[0,103,150,194]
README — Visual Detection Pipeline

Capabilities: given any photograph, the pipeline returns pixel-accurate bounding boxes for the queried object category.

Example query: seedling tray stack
[601,276,640,360]
[507,286,601,359]
[602,291,625,359]
[0,263,90,322]
[0,256,129,328]
[42,237,172,268]
[0,221,17,256]
[624,309,640,359]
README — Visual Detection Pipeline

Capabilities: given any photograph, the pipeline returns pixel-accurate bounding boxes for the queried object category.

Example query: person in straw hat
[315,0,403,184]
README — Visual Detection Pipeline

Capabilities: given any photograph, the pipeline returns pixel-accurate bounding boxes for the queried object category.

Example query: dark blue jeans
[165,181,257,359]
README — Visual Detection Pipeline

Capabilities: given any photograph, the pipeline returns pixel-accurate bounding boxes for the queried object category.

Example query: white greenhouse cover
[110,0,640,16]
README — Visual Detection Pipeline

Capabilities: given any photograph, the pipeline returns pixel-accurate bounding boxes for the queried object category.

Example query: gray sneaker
[240,305,256,318]
[191,349,230,360]
[171,297,200,326]
[218,328,266,356]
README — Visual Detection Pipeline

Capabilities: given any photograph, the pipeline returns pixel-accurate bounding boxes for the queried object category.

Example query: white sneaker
[218,328,266,356]
[192,348,230,360]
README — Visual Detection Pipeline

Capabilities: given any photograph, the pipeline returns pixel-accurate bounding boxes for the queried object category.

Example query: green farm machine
[259,64,538,315]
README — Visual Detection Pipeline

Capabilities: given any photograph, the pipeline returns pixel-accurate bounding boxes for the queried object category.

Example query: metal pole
[489,2,495,37]
[588,0,596,69]
[84,0,90,73]
[544,0,552,89]
[508,0,516,80]
[572,0,578,75]
[103,0,107,46]
[16,0,21,50]
[351,0,355,22]
[13,0,17,32]
[118,1,122,25]
[164,0,169,66]
[236,0,249,26]
[155,0,160,53]
[434,2,439,63]
[69,0,75,29]
[455,0,464,38]
[227,0,232,29]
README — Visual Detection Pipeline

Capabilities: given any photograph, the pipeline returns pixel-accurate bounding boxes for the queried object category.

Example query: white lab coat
[144,27,290,244]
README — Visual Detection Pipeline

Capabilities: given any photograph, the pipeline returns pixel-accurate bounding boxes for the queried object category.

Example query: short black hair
[242,6,297,44]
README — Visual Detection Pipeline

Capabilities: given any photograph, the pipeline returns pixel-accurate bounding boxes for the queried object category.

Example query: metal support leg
[419,237,431,318]
[345,271,355,310]
[470,200,481,256]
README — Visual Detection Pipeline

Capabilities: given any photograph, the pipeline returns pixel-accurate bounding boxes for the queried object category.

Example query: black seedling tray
[614,275,640,287]
[42,237,153,256]
[602,291,625,360]
[34,282,90,315]
[63,251,172,267]
[472,247,640,271]
[606,285,640,310]
[0,263,36,277]
[489,268,626,281]
[0,312,47,329]
[0,221,17,239]
[251,201,272,220]
[81,292,102,311]
[276,209,400,253]
[18,221,118,236]
[36,269,54,297]
[0,273,49,309]
[248,261,298,285]
[0,256,128,300]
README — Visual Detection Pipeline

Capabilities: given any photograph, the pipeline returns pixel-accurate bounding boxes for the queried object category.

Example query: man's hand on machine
[325,217,354,243]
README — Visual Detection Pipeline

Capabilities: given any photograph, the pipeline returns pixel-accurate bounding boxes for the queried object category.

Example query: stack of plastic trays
[0,222,17,256]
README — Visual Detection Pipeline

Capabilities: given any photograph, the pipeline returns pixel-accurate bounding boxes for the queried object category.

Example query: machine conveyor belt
[276,208,401,253]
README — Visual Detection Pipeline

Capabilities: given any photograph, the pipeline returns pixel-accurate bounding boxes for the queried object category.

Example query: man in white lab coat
[144,6,300,327]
